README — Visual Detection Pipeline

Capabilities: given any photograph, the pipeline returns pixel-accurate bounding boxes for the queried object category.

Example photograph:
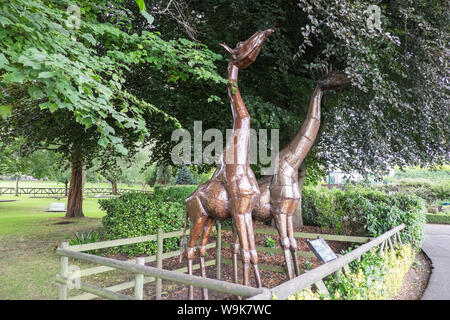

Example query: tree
[142,0,448,225]
[0,0,224,217]
[0,138,32,196]
[175,166,197,185]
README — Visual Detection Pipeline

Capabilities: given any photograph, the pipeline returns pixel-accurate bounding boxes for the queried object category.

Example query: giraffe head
[221,28,275,69]
[317,71,351,91]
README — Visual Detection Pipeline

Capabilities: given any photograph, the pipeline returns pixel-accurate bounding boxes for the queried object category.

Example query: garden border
[54,223,402,301]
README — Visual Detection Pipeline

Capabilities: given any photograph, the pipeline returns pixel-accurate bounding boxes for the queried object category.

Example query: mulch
[394,250,431,300]
[101,222,432,300]
[117,221,350,300]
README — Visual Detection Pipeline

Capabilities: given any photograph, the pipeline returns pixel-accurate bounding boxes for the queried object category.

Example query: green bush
[302,185,426,248]
[288,244,415,300]
[99,190,191,257]
[426,213,450,225]
[153,184,198,202]
[376,180,450,205]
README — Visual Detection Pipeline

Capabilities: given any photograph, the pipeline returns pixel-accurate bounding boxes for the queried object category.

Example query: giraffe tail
[179,210,188,263]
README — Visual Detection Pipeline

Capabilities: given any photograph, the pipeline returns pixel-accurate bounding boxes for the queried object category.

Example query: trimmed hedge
[99,185,197,257]
[302,185,426,248]
[426,213,450,225]
[376,181,449,205]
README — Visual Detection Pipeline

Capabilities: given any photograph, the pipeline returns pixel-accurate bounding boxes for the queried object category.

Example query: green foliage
[288,244,415,300]
[153,184,197,202]
[0,0,225,167]
[99,185,197,256]
[426,213,450,225]
[377,180,450,205]
[154,0,448,176]
[69,230,101,246]
[99,191,187,257]
[302,185,426,248]
[304,259,313,270]
[263,236,276,248]
[175,166,197,185]
[326,245,415,300]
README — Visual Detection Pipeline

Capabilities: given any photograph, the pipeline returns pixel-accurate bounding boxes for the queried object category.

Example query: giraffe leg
[273,206,294,280]
[287,206,300,277]
[231,220,240,285]
[185,196,208,300]
[231,223,242,300]
[198,217,215,300]
[245,212,262,287]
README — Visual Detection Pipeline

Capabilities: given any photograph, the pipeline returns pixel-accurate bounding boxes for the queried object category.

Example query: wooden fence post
[134,257,145,300]
[155,229,163,300]
[59,242,69,300]
[216,222,222,280]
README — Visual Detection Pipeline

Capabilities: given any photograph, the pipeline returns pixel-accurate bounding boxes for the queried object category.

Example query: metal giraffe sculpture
[231,71,350,280]
[180,29,274,300]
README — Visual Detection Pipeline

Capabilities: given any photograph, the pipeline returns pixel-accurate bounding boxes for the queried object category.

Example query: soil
[118,221,350,300]
[109,221,431,300]
[394,250,431,300]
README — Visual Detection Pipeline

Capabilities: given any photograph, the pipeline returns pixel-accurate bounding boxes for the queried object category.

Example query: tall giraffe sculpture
[180,28,275,300]
[231,71,351,280]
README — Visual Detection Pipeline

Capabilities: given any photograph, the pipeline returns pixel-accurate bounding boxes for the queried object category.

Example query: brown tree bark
[66,156,84,218]
[110,180,118,195]
[15,175,19,197]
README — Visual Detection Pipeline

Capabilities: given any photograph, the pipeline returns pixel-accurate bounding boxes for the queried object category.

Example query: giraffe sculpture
[180,28,275,300]
[231,71,351,280]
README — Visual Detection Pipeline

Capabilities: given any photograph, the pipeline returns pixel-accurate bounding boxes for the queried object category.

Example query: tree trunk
[15,175,19,197]
[293,161,307,227]
[111,180,118,195]
[64,180,68,197]
[66,158,84,218]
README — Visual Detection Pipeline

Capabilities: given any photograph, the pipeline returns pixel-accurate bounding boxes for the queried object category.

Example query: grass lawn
[0,195,106,299]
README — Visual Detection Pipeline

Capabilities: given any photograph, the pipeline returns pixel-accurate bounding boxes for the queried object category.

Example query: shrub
[376,180,450,205]
[153,184,197,202]
[301,185,426,248]
[288,244,415,300]
[99,191,188,257]
[426,213,450,225]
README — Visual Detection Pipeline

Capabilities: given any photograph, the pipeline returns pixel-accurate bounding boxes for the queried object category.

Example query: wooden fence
[0,187,145,196]
[56,223,373,300]
[249,224,405,300]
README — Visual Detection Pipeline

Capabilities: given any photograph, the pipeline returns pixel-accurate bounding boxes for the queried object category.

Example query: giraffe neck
[227,62,250,131]
[281,86,323,171]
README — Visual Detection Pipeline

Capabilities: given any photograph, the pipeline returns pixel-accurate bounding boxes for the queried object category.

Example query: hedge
[99,185,197,257]
[302,184,426,248]
[376,181,449,205]
[425,213,450,225]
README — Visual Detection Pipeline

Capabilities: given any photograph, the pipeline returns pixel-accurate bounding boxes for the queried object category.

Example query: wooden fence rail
[249,224,405,300]
[56,222,375,300]
[0,187,145,196]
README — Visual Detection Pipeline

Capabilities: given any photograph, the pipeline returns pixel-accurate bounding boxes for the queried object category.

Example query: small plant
[69,230,101,246]
[263,236,276,248]
[305,259,313,270]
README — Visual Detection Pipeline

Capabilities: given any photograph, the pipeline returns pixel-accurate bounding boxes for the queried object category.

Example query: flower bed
[288,244,415,300]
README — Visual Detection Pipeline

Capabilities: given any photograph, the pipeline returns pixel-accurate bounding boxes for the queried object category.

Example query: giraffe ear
[220,43,236,59]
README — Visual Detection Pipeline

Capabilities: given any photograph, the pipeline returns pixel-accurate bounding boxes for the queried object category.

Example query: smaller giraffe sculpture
[180,29,275,300]
[231,70,350,280]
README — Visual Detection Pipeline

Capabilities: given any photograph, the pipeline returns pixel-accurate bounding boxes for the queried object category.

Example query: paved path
[421,224,450,300]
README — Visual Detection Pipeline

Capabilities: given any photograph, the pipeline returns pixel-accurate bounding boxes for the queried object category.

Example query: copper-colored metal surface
[251,71,350,279]
[180,29,274,300]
